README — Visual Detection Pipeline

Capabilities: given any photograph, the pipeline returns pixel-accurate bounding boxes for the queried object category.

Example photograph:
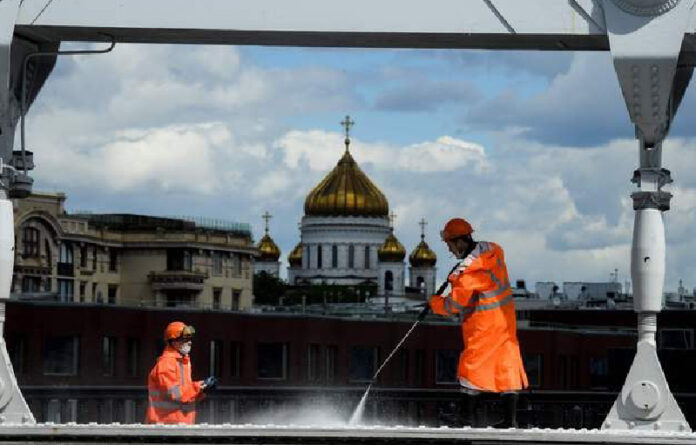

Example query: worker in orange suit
[145,321,217,424]
[429,218,528,428]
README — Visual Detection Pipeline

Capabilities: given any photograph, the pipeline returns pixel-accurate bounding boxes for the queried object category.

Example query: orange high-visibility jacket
[430,241,528,393]
[145,346,205,424]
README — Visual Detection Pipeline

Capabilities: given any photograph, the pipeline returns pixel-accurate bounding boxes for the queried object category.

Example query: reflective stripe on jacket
[145,346,204,424]
[430,241,528,392]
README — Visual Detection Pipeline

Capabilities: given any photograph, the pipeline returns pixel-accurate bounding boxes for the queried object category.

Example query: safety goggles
[178,325,196,341]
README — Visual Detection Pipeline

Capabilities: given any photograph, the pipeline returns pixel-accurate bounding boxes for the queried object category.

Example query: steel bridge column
[601,0,693,432]
[0,0,35,425]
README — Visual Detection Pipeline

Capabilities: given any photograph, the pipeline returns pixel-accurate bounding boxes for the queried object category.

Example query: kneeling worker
[429,218,528,428]
[145,321,217,424]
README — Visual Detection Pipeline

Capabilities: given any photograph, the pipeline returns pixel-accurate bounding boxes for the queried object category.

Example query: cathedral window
[331,245,338,268]
[364,246,370,269]
[385,271,394,291]
[317,245,322,269]
[306,246,311,269]
[348,245,354,269]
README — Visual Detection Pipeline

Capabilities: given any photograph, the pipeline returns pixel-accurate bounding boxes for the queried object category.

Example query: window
[306,247,311,270]
[659,328,694,350]
[212,252,223,276]
[230,254,242,277]
[167,249,192,271]
[307,344,321,382]
[126,338,140,378]
[232,290,241,311]
[58,279,73,302]
[92,283,99,303]
[59,242,74,264]
[107,285,118,304]
[92,246,98,270]
[317,245,322,269]
[23,227,39,257]
[230,342,242,379]
[213,288,222,310]
[331,245,338,268]
[210,340,223,377]
[395,349,408,385]
[349,346,378,382]
[364,246,370,269]
[102,336,116,376]
[348,245,354,269]
[385,270,394,292]
[45,240,52,268]
[257,343,288,380]
[80,245,88,268]
[79,281,86,303]
[109,249,118,272]
[7,335,26,375]
[523,353,543,388]
[414,349,425,387]
[44,336,79,376]
[416,276,425,292]
[22,276,41,293]
[325,345,337,383]
[435,349,459,384]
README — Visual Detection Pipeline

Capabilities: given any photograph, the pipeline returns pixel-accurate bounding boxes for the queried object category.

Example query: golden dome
[304,143,388,217]
[257,234,281,261]
[409,239,437,267]
[288,242,302,267]
[378,232,406,262]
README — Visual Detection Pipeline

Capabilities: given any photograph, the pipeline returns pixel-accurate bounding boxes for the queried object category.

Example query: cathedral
[254,117,438,299]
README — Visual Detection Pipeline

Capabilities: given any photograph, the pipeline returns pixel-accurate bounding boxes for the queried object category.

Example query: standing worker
[145,321,217,424]
[429,218,528,428]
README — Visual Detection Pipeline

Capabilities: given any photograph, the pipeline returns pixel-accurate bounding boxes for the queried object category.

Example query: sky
[22,43,696,293]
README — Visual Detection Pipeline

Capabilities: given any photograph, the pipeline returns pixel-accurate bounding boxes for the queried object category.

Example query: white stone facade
[253,260,280,278]
[290,215,390,285]
[409,266,437,297]
[378,261,405,296]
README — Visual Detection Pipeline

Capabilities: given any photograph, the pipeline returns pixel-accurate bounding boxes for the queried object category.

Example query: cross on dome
[262,211,272,234]
[419,218,427,240]
[389,211,397,229]
[340,115,355,152]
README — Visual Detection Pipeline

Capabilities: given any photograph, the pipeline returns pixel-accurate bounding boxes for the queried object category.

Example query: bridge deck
[0,424,693,445]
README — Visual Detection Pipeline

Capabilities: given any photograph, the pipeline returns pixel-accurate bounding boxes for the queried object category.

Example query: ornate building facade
[13,192,257,310]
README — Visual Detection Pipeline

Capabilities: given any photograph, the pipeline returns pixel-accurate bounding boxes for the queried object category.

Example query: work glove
[202,376,218,391]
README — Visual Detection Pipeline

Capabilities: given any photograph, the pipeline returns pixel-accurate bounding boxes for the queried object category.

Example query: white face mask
[178,343,192,356]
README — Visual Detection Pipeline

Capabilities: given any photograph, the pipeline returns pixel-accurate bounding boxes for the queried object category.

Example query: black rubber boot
[496,392,518,429]
[463,393,480,427]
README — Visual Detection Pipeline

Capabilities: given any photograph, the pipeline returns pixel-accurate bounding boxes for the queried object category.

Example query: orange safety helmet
[441,218,474,241]
[164,321,196,342]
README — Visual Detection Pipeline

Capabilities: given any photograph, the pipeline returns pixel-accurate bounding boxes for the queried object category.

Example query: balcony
[148,270,207,291]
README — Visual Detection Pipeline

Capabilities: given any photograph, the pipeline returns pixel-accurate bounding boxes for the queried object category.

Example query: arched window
[23,227,39,257]
[305,246,311,269]
[364,246,370,269]
[44,240,52,269]
[332,245,338,268]
[348,245,354,269]
[317,245,322,269]
[416,276,425,293]
[385,271,394,291]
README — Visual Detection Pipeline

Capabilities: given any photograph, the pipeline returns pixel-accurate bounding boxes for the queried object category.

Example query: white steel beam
[15,0,613,49]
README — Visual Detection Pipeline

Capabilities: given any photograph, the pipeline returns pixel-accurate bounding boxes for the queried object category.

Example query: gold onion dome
[304,142,389,217]
[378,232,406,262]
[409,239,437,267]
[257,234,281,261]
[288,242,303,267]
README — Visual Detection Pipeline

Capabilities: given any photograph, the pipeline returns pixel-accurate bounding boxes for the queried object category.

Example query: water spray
[348,263,460,425]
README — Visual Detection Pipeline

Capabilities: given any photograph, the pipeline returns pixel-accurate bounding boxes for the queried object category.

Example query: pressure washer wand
[348,263,460,425]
